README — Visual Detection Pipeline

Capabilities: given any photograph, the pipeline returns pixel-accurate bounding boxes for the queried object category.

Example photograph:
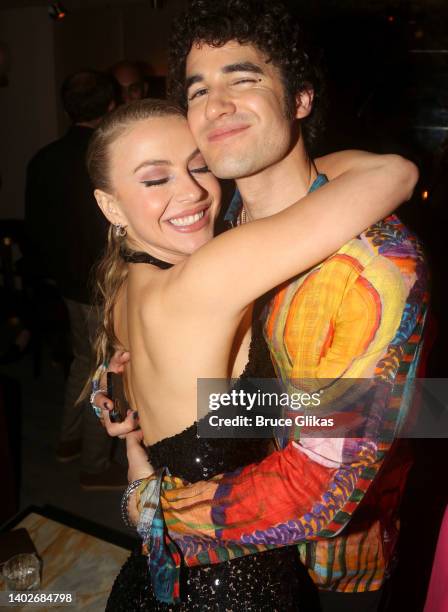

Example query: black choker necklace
[120,249,174,269]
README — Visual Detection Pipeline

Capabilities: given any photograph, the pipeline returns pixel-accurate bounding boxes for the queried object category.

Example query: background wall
[53,7,123,132]
[0,7,58,219]
[0,0,186,219]
[0,0,444,219]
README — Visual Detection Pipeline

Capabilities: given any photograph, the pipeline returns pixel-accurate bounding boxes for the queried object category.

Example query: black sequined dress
[106,254,304,611]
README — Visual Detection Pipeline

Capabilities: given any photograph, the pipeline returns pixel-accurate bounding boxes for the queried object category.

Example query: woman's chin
[180,235,213,255]
[168,227,214,255]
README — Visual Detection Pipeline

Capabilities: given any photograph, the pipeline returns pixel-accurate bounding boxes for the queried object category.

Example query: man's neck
[236,139,316,221]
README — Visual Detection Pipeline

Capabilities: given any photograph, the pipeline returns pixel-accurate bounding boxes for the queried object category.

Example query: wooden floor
[1,511,130,612]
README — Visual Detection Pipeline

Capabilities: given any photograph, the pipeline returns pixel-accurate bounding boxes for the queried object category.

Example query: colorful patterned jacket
[136,176,429,604]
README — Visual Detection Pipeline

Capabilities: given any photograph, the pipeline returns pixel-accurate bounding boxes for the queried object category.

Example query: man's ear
[295,85,314,120]
[95,189,127,227]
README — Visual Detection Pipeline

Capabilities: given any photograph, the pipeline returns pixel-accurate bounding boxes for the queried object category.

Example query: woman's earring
[115,224,127,238]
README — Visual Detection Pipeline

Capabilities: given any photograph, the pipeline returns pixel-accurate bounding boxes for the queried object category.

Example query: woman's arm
[126,429,153,481]
[125,430,154,526]
[170,155,417,318]
[315,149,403,179]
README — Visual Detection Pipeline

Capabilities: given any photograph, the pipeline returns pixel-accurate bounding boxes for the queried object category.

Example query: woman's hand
[102,408,139,438]
[93,349,140,437]
[95,349,131,412]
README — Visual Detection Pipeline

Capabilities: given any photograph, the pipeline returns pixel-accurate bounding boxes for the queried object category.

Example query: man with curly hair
[101,1,427,610]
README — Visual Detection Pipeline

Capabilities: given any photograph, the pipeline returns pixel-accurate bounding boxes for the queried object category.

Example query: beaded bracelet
[90,361,109,418]
[89,388,107,418]
[121,478,146,528]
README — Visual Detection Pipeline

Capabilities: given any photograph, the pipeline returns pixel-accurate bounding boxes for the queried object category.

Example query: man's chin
[208,159,256,180]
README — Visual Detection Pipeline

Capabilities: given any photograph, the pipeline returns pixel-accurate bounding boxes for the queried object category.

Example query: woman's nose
[175,173,206,204]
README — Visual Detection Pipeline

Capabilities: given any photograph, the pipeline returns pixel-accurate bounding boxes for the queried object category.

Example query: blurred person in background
[110,60,148,104]
[25,70,126,489]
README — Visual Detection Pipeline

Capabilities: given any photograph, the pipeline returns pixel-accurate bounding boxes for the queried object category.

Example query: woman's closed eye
[140,177,170,187]
[190,165,210,175]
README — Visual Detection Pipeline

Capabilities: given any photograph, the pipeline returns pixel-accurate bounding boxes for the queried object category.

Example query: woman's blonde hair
[80,99,185,401]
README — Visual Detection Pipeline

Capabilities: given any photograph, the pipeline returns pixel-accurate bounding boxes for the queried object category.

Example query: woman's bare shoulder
[127,262,188,320]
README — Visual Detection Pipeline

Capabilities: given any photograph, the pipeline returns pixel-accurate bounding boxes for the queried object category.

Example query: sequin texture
[106,426,304,610]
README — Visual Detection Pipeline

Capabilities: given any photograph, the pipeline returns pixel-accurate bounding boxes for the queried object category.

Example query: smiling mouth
[208,125,249,142]
[169,210,206,227]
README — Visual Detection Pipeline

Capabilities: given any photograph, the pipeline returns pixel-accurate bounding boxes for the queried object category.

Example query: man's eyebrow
[222,62,265,75]
[185,74,203,91]
[133,160,171,173]
[185,62,265,91]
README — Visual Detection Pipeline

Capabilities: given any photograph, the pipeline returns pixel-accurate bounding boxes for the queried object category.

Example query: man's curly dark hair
[168,0,324,148]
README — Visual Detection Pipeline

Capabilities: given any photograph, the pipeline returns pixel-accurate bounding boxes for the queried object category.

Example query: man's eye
[141,178,169,187]
[233,78,258,85]
[188,88,207,102]
[190,165,210,174]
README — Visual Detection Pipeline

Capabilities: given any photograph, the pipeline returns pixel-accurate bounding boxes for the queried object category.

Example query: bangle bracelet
[90,388,107,418]
[121,478,145,528]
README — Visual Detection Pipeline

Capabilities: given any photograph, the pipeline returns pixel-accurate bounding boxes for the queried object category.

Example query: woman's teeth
[169,210,205,227]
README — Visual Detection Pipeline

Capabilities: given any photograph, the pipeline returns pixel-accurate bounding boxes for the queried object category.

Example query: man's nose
[205,88,237,121]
